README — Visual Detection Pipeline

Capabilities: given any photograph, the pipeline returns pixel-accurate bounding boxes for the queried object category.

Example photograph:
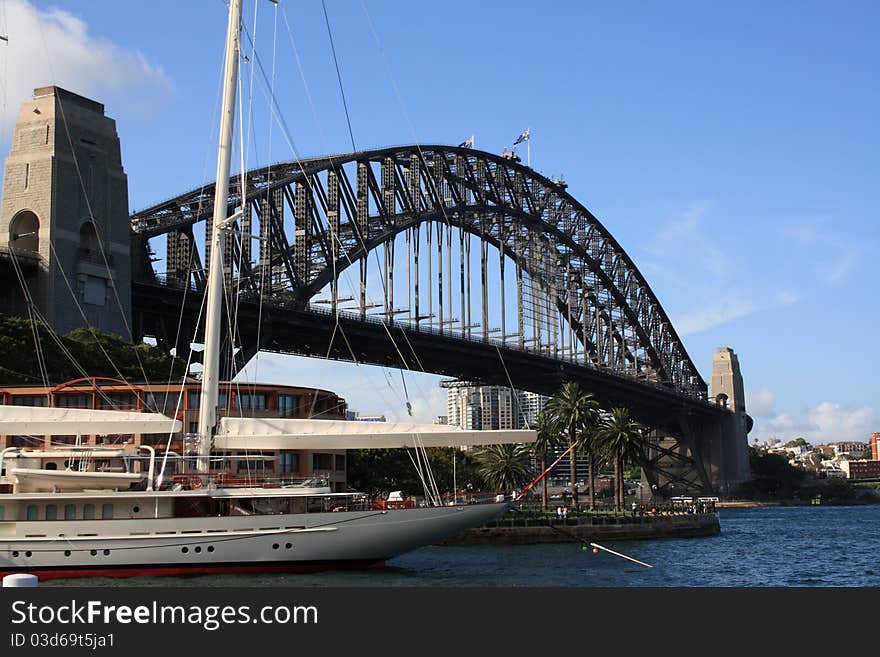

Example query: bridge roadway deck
[133,282,727,427]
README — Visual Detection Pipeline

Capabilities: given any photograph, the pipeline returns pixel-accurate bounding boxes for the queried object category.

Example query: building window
[102,504,113,519]
[279,395,299,418]
[335,454,346,471]
[56,394,92,408]
[278,452,300,474]
[45,505,58,520]
[189,391,228,410]
[140,434,168,446]
[10,395,47,407]
[0,505,4,521]
[100,393,137,410]
[26,505,38,521]
[83,504,95,520]
[237,394,266,411]
[64,504,76,520]
[312,453,333,471]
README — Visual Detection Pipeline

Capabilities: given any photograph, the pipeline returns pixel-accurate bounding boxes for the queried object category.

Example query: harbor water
[44,505,880,587]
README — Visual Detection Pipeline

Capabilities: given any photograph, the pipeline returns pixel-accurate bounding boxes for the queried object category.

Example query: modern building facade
[0,377,350,490]
[440,380,594,486]
[441,380,548,431]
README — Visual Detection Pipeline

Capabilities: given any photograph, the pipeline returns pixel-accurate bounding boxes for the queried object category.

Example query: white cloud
[775,290,801,306]
[675,297,757,336]
[823,250,859,286]
[645,202,801,336]
[0,0,170,137]
[805,402,875,443]
[746,387,775,418]
[780,219,860,287]
[751,401,876,444]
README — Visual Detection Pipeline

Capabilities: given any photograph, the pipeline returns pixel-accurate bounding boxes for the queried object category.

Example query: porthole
[103,549,110,556]
[181,547,189,554]
[25,551,32,557]
[272,543,279,550]
[64,550,71,557]
[132,506,140,513]
[285,543,292,549]
[194,546,202,553]
[207,546,215,553]
[90,549,97,556]
[11,551,18,557]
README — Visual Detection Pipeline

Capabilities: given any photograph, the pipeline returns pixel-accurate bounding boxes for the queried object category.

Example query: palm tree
[475,444,531,493]
[596,407,645,511]
[534,410,563,512]
[545,382,599,510]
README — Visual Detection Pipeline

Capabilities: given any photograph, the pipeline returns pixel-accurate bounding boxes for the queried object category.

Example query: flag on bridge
[459,135,475,148]
[513,128,530,145]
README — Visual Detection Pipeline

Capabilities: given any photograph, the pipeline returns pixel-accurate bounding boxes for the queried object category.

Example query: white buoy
[2,573,38,587]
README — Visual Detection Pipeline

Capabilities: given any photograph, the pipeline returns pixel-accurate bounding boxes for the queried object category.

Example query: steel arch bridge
[130,145,733,495]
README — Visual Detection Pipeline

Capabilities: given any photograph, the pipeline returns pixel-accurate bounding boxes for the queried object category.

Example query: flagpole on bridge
[527,126,531,168]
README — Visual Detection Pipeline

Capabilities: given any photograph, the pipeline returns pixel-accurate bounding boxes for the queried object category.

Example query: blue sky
[0,0,877,442]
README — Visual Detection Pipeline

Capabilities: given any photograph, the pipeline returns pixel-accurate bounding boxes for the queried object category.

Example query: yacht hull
[0,503,506,581]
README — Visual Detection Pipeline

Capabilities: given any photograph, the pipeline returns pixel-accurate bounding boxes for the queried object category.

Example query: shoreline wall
[439,513,720,546]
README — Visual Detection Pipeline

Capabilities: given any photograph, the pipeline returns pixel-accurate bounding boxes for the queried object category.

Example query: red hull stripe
[0,560,387,581]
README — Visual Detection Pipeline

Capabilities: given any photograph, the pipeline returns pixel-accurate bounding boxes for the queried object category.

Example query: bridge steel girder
[130,145,730,494]
[133,280,725,496]
[131,145,706,401]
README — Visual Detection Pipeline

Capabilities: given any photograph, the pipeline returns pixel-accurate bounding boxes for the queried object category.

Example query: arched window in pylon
[9,210,39,253]
[715,393,729,409]
[78,222,101,263]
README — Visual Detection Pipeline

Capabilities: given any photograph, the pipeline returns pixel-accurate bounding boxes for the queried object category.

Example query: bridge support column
[1,87,132,339]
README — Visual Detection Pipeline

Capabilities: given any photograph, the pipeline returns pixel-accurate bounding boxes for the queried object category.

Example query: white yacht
[0,406,527,580]
[0,0,535,581]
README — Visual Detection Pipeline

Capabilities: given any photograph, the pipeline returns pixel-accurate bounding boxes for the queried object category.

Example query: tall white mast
[197,0,243,472]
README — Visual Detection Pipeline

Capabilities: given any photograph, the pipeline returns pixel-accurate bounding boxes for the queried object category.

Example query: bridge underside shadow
[135,282,730,497]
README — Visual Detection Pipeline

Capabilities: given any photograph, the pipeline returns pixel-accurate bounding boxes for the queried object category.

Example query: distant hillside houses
[754,437,879,480]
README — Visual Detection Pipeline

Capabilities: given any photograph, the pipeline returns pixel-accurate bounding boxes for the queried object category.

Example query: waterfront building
[871,433,880,461]
[0,378,350,490]
[839,460,880,480]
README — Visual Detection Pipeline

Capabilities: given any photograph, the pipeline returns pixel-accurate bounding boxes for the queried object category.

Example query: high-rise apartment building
[441,381,549,430]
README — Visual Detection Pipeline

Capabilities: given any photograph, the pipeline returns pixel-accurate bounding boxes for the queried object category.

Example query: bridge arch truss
[131,145,707,401]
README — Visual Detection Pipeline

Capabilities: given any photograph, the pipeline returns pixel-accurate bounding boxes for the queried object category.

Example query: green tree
[533,410,563,512]
[346,447,480,497]
[545,382,599,510]
[474,444,531,492]
[0,313,185,385]
[747,447,806,499]
[595,407,645,511]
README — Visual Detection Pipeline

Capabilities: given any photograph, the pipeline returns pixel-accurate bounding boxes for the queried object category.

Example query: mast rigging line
[274,5,424,419]
[321,0,357,152]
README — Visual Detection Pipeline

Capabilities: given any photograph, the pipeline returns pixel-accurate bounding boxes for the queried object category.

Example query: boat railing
[169,472,332,490]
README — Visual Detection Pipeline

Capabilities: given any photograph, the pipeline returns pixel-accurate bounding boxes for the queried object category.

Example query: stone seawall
[438,513,720,546]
